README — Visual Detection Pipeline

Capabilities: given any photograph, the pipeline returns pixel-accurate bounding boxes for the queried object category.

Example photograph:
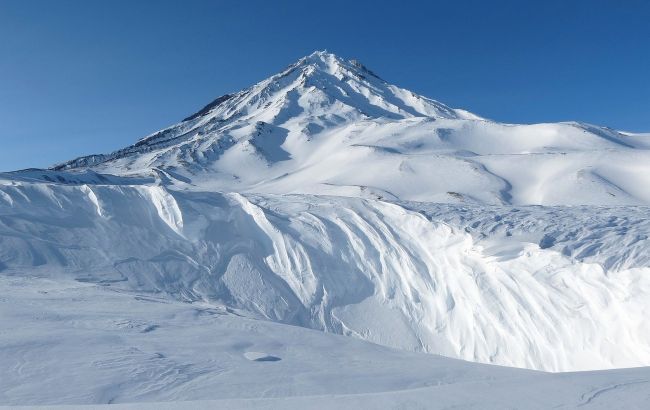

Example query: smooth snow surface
[1,277,649,409]
[2,51,650,408]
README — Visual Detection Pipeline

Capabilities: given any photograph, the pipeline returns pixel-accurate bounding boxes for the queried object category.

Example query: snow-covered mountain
[2,51,650,407]
[52,51,650,206]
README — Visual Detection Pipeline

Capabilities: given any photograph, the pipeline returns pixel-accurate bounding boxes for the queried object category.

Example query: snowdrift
[2,179,649,372]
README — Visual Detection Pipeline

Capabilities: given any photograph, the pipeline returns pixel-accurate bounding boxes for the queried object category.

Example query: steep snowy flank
[49,51,650,206]
[1,181,649,372]
[53,51,467,171]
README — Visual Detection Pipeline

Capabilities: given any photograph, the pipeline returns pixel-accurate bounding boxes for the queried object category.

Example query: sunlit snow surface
[2,277,650,409]
[1,184,649,372]
[52,51,650,206]
[2,51,650,408]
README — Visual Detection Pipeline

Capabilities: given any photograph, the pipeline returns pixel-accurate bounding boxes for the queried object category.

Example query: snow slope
[51,51,650,206]
[1,276,650,409]
[1,180,649,372]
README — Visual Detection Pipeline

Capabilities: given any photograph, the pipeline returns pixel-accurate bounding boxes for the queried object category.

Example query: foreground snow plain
[2,51,650,408]
[2,277,649,409]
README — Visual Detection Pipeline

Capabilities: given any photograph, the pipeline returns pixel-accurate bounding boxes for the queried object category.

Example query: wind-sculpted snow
[407,202,650,271]
[2,180,649,372]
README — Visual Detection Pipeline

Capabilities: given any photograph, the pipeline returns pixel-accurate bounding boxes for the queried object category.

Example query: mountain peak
[305,49,335,59]
[46,51,648,208]
[53,51,470,172]
[301,49,341,65]
[291,50,385,82]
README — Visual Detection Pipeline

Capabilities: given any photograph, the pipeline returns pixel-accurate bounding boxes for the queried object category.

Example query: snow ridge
[1,182,649,371]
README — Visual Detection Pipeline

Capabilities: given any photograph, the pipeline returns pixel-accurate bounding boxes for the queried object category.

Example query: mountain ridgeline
[49,51,650,205]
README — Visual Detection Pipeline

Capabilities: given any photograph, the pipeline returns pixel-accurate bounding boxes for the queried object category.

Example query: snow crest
[1,182,649,371]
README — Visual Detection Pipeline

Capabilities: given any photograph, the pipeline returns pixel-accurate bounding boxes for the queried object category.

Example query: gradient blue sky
[1,0,649,171]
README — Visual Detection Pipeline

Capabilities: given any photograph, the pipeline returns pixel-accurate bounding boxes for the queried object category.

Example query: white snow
[51,51,650,206]
[2,50,650,408]
[1,184,649,372]
[1,276,649,409]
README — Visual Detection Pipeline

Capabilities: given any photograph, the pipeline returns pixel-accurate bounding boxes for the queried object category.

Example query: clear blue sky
[1,0,649,171]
